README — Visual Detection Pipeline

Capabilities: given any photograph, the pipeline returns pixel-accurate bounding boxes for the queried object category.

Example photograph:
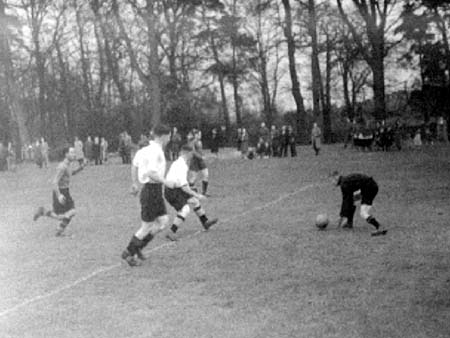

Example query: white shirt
[165,157,188,187]
[132,141,166,184]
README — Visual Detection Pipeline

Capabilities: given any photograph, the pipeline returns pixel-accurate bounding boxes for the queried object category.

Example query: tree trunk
[55,40,73,139]
[369,48,386,120]
[323,32,332,143]
[231,0,242,127]
[75,5,93,112]
[113,0,161,127]
[210,34,231,138]
[282,0,307,142]
[0,0,30,148]
[342,63,352,118]
[308,0,322,121]
[146,0,162,126]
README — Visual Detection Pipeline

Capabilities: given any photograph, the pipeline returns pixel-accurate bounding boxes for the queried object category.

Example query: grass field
[1,144,449,338]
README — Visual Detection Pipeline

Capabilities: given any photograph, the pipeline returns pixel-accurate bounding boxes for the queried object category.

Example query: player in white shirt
[121,124,175,266]
[164,144,218,241]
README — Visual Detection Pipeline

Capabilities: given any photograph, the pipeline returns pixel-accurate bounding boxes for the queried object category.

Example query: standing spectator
[240,128,249,158]
[27,143,33,161]
[256,137,270,159]
[34,139,43,168]
[0,142,7,171]
[311,122,322,156]
[170,127,182,160]
[343,117,353,149]
[74,136,84,166]
[85,136,93,165]
[7,142,16,171]
[258,122,270,144]
[119,132,127,163]
[287,125,297,157]
[270,125,280,157]
[413,129,422,147]
[236,128,242,152]
[279,126,288,157]
[41,137,49,168]
[437,116,448,143]
[100,137,109,163]
[93,136,101,165]
[124,132,132,164]
[210,128,220,157]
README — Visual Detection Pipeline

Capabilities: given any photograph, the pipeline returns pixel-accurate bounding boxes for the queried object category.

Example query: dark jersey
[337,173,373,194]
[337,174,378,217]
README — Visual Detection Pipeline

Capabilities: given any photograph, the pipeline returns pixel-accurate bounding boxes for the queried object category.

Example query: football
[315,213,329,230]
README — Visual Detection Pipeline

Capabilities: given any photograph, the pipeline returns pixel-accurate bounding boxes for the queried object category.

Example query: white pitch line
[0,182,322,318]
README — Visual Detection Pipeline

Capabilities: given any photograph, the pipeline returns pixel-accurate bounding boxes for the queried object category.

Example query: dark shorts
[140,183,167,222]
[53,188,75,215]
[164,187,191,211]
[189,156,207,171]
[361,178,378,205]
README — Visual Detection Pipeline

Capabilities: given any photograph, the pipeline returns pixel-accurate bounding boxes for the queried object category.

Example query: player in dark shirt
[331,171,387,236]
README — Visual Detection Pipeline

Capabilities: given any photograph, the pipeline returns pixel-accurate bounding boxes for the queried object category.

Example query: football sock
[171,214,185,233]
[348,205,356,225]
[193,206,207,224]
[142,233,154,247]
[202,181,208,194]
[127,235,144,255]
[366,216,380,229]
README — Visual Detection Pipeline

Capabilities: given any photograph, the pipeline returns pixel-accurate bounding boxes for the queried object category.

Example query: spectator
[74,136,84,165]
[85,136,93,164]
[210,128,220,157]
[236,128,242,152]
[270,125,280,157]
[256,137,270,159]
[101,137,109,163]
[93,136,101,165]
[311,122,322,156]
[34,139,43,168]
[0,142,7,171]
[41,137,49,168]
[7,141,16,171]
[437,116,448,143]
[240,128,249,158]
[169,127,182,160]
[258,122,270,144]
[287,125,297,157]
[280,125,289,157]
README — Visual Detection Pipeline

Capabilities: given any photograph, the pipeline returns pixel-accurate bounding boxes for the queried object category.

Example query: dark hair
[153,124,171,136]
[180,144,193,152]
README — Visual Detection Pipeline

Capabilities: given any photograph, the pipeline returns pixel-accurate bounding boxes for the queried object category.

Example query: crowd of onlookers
[344,116,449,151]
[241,123,298,159]
[1,116,448,172]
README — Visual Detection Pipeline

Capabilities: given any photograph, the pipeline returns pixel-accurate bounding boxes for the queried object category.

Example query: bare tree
[281,0,307,141]
[336,0,399,120]
[113,0,162,127]
[0,0,30,147]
